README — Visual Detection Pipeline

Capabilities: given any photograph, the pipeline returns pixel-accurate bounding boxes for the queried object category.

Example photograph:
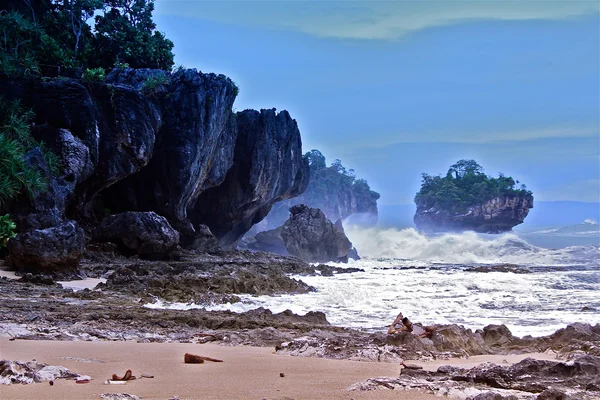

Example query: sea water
[146,221,600,337]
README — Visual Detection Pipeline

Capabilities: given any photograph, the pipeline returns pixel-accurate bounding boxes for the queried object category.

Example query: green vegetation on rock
[265,149,380,228]
[0,98,58,206]
[0,213,16,248]
[414,159,532,212]
[0,1,174,77]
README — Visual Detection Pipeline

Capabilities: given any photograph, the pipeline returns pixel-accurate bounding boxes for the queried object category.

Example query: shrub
[82,67,106,83]
[114,61,129,70]
[142,74,170,95]
[0,98,58,205]
[0,214,16,247]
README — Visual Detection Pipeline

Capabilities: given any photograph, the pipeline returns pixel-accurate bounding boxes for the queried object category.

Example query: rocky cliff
[0,68,308,271]
[262,150,379,229]
[414,193,534,233]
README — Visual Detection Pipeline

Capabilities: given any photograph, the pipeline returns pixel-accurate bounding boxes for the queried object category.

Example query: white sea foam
[344,226,598,266]
[145,227,600,337]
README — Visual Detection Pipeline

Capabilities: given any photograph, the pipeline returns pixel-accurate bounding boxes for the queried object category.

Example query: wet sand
[0,339,557,400]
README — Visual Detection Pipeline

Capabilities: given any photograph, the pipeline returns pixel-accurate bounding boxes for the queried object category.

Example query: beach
[1,338,562,400]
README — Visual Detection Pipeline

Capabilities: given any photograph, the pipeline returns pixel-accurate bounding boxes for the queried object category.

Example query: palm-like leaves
[0,98,56,207]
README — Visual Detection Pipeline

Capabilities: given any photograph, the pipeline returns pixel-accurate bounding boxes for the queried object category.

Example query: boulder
[280,205,352,263]
[247,226,288,255]
[93,212,179,259]
[6,221,85,272]
[189,224,221,253]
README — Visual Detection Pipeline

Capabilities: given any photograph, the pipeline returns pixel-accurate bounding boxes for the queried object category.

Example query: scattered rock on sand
[99,394,140,400]
[0,360,80,385]
[348,354,600,400]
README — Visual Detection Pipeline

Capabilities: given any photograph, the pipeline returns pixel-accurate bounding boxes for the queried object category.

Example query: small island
[413,159,534,233]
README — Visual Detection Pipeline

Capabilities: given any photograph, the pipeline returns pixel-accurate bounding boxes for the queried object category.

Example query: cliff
[0,68,309,271]
[262,150,379,229]
[414,193,534,233]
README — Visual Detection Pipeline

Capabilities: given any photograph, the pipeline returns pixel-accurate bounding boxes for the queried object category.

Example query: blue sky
[154,0,599,205]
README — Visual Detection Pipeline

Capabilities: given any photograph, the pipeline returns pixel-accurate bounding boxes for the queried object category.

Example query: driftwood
[401,362,423,370]
[184,353,223,364]
[111,369,136,381]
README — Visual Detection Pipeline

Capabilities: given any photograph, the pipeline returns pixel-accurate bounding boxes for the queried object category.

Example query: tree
[1,0,174,74]
[415,160,532,212]
[304,149,326,171]
[448,159,483,179]
[90,0,174,70]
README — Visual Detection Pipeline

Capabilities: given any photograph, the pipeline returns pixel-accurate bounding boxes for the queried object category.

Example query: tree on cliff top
[264,150,380,228]
[415,159,532,212]
[0,0,174,76]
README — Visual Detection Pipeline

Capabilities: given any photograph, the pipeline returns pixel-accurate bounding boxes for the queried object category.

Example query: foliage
[90,0,174,70]
[82,67,106,83]
[0,214,16,248]
[114,61,129,69]
[0,10,66,77]
[0,98,58,206]
[300,149,380,212]
[172,64,185,74]
[414,159,533,212]
[232,81,239,97]
[0,1,174,76]
[141,74,170,94]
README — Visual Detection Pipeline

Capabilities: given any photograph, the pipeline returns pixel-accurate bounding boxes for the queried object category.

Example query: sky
[153,0,600,205]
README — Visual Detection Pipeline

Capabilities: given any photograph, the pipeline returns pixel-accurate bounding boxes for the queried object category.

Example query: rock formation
[190,108,309,248]
[247,205,359,263]
[263,149,380,229]
[414,193,534,233]
[92,212,179,260]
[280,205,353,263]
[348,355,600,400]
[0,68,308,272]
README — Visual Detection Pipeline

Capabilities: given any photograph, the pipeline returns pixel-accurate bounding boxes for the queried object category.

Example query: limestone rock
[7,221,85,272]
[0,360,80,385]
[191,108,309,248]
[414,193,534,233]
[93,212,179,259]
[280,205,352,263]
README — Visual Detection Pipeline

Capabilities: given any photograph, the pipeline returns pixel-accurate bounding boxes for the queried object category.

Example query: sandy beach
[0,338,560,400]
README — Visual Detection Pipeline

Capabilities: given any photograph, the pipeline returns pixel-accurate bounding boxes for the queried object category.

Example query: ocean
[146,221,600,338]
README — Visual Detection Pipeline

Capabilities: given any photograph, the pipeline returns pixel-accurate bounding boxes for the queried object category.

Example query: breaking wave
[344,226,599,267]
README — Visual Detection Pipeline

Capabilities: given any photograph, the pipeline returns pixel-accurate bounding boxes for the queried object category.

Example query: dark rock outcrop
[0,69,308,271]
[247,226,288,255]
[93,211,179,259]
[414,193,534,233]
[280,205,352,263]
[6,221,85,274]
[100,69,238,241]
[349,355,600,399]
[191,108,309,248]
[98,251,317,303]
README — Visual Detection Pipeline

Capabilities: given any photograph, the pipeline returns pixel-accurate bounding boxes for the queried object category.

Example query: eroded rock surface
[191,108,309,248]
[414,194,534,233]
[348,355,600,400]
[0,69,307,272]
[93,211,179,259]
[0,360,81,385]
[6,221,85,274]
[280,205,352,263]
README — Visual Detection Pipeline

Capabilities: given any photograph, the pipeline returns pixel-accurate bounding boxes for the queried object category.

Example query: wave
[344,226,599,267]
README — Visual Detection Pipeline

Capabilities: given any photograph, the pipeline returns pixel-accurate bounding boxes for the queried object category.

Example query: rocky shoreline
[1,249,599,399]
